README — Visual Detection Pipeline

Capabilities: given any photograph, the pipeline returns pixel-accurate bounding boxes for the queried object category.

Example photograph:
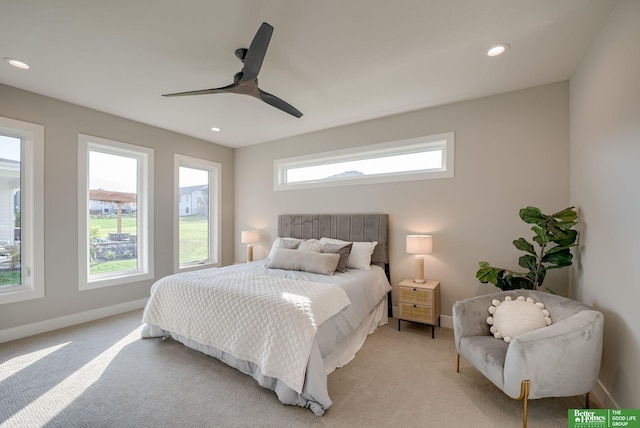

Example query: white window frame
[274,132,454,191]
[0,117,45,305]
[174,154,221,272]
[78,134,154,290]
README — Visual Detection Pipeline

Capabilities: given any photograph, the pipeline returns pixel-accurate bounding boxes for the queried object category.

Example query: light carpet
[0,310,594,427]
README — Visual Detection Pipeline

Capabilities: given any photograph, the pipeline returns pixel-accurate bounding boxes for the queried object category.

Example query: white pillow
[267,237,302,260]
[265,248,340,275]
[487,296,552,343]
[319,237,378,270]
[298,239,325,253]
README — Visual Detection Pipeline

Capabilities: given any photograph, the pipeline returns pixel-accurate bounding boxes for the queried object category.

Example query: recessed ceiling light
[487,43,509,57]
[211,127,221,132]
[4,57,30,69]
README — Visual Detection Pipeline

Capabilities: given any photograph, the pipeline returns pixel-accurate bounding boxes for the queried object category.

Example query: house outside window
[0,117,44,304]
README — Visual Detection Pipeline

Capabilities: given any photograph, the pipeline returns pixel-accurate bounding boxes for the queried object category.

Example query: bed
[141,214,391,415]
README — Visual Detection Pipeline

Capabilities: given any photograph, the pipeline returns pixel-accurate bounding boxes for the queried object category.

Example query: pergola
[89,190,136,233]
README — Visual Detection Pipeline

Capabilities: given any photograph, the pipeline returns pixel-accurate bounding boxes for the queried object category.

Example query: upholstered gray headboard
[278,214,391,315]
[277,214,389,265]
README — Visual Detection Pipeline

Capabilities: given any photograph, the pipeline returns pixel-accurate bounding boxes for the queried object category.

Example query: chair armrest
[502,310,604,399]
[453,295,495,352]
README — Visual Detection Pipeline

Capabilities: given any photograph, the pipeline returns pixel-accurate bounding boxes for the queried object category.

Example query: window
[174,155,221,271]
[274,132,454,190]
[0,117,44,304]
[78,134,153,289]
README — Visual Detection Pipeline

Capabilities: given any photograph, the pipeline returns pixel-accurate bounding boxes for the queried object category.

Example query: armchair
[453,290,603,428]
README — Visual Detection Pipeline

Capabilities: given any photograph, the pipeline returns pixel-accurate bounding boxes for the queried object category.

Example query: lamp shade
[241,230,259,244]
[406,235,433,254]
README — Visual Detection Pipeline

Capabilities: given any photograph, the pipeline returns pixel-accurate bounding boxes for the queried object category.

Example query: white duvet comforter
[141,270,351,393]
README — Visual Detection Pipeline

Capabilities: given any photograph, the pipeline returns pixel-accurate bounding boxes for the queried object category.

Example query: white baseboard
[591,379,620,409]
[391,306,453,330]
[0,298,148,344]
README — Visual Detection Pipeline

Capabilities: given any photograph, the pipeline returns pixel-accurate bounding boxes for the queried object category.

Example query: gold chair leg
[516,380,531,428]
[456,354,460,373]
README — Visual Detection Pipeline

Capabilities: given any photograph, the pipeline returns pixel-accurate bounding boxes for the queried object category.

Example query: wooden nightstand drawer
[399,286,434,306]
[399,302,434,323]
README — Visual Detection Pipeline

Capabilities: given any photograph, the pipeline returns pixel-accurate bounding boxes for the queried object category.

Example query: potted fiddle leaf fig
[476,206,578,292]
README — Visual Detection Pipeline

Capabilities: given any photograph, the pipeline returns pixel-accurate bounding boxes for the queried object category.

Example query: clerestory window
[274,132,454,191]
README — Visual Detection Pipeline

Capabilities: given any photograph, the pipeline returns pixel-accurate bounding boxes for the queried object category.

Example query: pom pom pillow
[487,296,552,343]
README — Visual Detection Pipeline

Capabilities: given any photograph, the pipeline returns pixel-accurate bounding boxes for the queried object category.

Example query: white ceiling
[0,0,615,148]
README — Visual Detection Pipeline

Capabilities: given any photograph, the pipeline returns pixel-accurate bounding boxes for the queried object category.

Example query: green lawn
[90,259,138,275]
[0,270,20,287]
[179,215,209,263]
[90,216,138,236]
[88,215,209,275]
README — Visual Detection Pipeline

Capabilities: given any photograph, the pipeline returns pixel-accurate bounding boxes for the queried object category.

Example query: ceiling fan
[162,22,303,118]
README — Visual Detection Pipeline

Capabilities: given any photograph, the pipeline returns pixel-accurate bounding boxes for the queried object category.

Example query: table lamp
[406,235,433,283]
[241,230,259,262]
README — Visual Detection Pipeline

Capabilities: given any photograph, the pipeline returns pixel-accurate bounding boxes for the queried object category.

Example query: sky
[0,135,21,161]
[286,150,443,183]
[89,151,208,193]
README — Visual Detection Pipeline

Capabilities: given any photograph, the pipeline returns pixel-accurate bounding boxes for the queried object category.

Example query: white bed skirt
[141,296,388,416]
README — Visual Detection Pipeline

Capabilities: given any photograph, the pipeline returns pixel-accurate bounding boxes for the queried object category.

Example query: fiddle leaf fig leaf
[554,207,578,223]
[543,248,573,267]
[532,225,548,247]
[513,238,535,255]
[476,262,502,284]
[550,229,578,247]
[520,206,548,226]
[518,254,537,271]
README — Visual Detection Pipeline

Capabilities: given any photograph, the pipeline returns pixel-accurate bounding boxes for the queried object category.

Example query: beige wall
[0,84,234,331]
[235,82,571,320]
[570,0,640,408]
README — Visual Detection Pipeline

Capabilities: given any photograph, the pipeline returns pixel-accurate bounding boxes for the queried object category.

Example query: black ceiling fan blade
[162,83,236,97]
[241,22,273,82]
[258,88,303,118]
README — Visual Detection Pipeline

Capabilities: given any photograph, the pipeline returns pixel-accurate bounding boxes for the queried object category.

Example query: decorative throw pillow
[322,243,353,273]
[298,239,325,253]
[267,237,302,260]
[279,238,302,249]
[319,237,378,270]
[487,296,552,343]
[265,248,340,275]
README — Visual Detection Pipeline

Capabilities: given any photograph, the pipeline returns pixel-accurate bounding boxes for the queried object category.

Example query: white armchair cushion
[487,296,552,342]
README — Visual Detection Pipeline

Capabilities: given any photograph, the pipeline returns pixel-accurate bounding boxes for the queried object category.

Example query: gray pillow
[322,243,353,273]
[266,248,340,275]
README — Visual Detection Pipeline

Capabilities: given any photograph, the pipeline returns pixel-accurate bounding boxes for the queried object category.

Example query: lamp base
[414,255,425,284]
[246,244,254,263]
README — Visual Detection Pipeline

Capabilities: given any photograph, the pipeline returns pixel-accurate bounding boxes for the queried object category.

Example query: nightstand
[397,279,441,338]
